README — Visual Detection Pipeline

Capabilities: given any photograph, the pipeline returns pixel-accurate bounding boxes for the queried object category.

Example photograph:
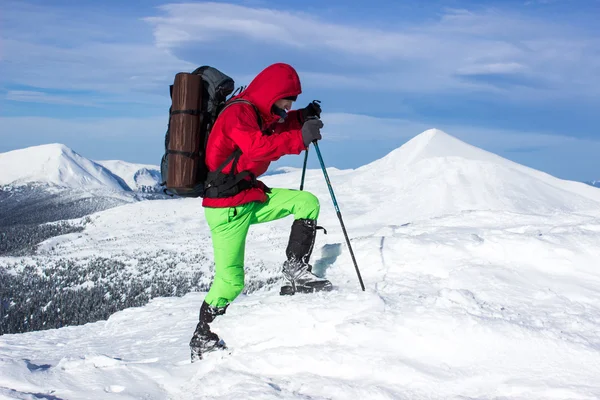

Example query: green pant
[203,188,320,308]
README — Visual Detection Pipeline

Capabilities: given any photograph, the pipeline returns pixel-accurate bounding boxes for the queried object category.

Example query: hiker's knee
[296,191,320,220]
[209,264,245,305]
[228,271,245,295]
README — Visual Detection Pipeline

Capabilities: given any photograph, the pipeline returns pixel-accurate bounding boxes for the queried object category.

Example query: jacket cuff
[297,110,305,125]
[293,131,307,153]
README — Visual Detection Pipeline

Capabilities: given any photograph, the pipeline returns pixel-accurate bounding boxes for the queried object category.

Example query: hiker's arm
[273,110,303,133]
[228,107,305,162]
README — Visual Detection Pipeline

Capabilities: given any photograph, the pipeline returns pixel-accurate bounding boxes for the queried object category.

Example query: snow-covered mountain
[346,129,600,223]
[0,143,130,191]
[0,143,163,193]
[2,129,600,399]
[95,160,162,192]
[0,144,166,230]
[587,180,600,188]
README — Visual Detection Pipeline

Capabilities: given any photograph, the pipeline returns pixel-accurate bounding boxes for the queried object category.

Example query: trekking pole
[312,141,365,291]
[300,148,309,191]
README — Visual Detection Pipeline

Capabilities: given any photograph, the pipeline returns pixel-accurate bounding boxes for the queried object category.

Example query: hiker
[189,63,333,361]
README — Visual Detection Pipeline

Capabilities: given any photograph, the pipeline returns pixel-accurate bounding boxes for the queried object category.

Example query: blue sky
[1,0,599,181]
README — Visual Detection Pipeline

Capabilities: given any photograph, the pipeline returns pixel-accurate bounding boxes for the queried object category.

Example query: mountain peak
[359,129,500,173]
[349,128,600,219]
[402,128,501,164]
[33,143,72,153]
[10,143,75,163]
[0,143,130,190]
[413,128,449,142]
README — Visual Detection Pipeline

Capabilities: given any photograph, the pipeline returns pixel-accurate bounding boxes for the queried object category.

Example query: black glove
[302,118,323,147]
[301,101,322,120]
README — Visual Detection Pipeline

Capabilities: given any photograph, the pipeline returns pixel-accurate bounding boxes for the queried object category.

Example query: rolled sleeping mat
[167,72,203,192]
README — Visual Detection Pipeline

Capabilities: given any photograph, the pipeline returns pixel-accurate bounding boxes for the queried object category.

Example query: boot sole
[280,283,333,296]
[190,340,227,362]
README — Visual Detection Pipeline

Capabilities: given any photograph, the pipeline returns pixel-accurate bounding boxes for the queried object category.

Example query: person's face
[274,99,294,112]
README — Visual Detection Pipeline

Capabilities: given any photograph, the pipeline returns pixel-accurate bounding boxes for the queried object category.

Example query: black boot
[189,301,228,362]
[280,219,333,295]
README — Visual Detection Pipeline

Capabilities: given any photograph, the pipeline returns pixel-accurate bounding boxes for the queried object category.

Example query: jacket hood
[235,63,302,124]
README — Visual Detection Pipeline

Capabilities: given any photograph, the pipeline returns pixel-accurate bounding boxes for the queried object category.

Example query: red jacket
[202,63,307,208]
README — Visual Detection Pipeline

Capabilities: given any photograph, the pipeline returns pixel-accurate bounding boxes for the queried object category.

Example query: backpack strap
[171,109,202,116]
[219,99,263,129]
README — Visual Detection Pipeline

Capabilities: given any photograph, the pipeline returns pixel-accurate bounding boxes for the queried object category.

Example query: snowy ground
[2,130,600,399]
[2,208,600,399]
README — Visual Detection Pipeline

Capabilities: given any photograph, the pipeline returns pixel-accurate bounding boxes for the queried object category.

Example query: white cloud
[319,111,593,151]
[457,63,527,75]
[0,116,166,140]
[299,70,503,94]
[2,1,598,103]
[2,2,597,181]
[2,38,191,96]
[320,113,425,141]
[146,3,442,59]
[144,3,600,99]
[5,90,95,106]
[1,2,192,100]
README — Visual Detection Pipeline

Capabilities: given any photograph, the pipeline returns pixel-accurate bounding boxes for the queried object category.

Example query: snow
[353,129,600,218]
[0,144,130,191]
[2,129,600,399]
[95,160,161,191]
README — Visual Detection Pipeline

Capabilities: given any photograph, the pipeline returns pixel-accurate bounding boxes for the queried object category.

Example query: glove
[302,118,323,147]
[301,101,322,121]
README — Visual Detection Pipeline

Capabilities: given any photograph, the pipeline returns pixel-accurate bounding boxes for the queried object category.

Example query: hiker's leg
[250,188,332,294]
[251,188,321,262]
[202,188,319,306]
[203,205,253,308]
[190,205,255,361]
[250,188,320,224]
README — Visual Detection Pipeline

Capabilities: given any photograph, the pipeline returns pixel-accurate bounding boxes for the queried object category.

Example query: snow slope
[95,160,162,191]
[0,144,130,191]
[2,209,600,399]
[2,129,600,399]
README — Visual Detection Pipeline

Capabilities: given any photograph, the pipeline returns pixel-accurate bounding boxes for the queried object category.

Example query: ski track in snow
[2,130,600,399]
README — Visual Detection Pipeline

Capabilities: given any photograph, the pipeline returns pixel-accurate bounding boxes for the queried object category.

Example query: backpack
[160,66,261,198]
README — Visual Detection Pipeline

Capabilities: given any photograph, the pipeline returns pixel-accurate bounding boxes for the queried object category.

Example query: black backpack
[160,66,261,198]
